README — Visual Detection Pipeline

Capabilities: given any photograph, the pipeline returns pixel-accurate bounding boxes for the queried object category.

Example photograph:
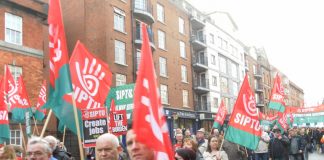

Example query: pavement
[309,152,324,160]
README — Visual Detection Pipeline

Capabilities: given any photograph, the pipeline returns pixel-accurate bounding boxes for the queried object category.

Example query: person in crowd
[44,135,71,160]
[182,138,204,160]
[184,129,195,139]
[175,148,197,160]
[86,147,95,160]
[288,129,302,160]
[222,140,247,160]
[12,145,24,160]
[196,128,208,154]
[126,129,154,160]
[254,127,270,160]
[210,128,221,138]
[0,145,16,159]
[299,128,311,160]
[203,136,228,160]
[26,136,52,160]
[269,128,290,160]
[174,133,184,151]
[95,133,121,160]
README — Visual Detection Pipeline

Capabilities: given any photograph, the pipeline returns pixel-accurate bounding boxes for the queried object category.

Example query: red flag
[15,76,31,108]
[213,100,227,128]
[225,75,261,150]
[0,75,9,124]
[1,65,19,109]
[269,73,286,112]
[133,23,174,159]
[48,0,70,88]
[35,80,47,114]
[69,41,112,109]
[277,111,289,132]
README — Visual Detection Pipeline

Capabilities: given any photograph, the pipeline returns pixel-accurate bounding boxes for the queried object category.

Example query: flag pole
[32,117,39,136]
[19,123,27,150]
[62,125,66,144]
[71,92,85,160]
[40,109,52,137]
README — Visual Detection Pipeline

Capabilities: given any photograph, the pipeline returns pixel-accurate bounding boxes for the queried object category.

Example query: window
[212,76,217,86]
[211,55,216,65]
[220,77,228,93]
[232,82,238,96]
[116,74,126,86]
[134,0,146,10]
[180,41,186,58]
[160,84,168,104]
[114,8,125,32]
[157,4,164,23]
[5,13,22,45]
[209,33,214,44]
[10,130,21,145]
[181,65,187,82]
[182,90,189,107]
[158,30,166,49]
[179,17,185,34]
[213,97,219,108]
[114,40,126,65]
[230,61,238,78]
[219,56,227,73]
[159,57,167,77]
[8,65,22,81]
[136,49,141,71]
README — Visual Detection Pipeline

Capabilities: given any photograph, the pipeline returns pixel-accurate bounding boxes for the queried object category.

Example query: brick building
[0,0,48,147]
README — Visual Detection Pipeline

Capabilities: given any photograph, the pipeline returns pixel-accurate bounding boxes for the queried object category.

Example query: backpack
[321,135,324,144]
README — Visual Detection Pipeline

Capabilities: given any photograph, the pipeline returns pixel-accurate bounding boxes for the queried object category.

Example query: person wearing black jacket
[269,129,290,160]
[44,135,72,160]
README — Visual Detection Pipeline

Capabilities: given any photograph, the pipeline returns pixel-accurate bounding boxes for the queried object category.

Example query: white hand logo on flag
[243,93,258,117]
[76,58,105,97]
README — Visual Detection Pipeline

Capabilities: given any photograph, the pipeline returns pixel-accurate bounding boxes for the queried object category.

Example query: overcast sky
[186,0,324,106]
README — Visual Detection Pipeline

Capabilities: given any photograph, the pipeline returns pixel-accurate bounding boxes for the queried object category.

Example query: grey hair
[43,135,59,151]
[27,136,52,154]
[96,133,120,147]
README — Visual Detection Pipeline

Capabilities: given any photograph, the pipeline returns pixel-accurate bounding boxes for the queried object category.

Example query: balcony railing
[191,33,206,51]
[255,83,263,92]
[194,78,210,93]
[192,55,208,72]
[190,12,205,30]
[134,21,155,50]
[194,101,211,111]
[133,0,154,23]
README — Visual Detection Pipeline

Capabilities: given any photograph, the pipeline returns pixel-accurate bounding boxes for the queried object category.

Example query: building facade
[0,0,47,146]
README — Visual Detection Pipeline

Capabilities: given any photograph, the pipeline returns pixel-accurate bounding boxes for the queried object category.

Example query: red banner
[35,80,47,114]
[228,75,261,137]
[109,110,128,136]
[286,105,324,114]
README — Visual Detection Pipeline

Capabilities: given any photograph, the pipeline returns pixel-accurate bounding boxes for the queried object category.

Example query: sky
[186,0,324,107]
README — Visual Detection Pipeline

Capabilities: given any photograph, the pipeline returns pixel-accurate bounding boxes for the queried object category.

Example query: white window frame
[114,40,126,65]
[212,76,217,86]
[180,41,186,58]
[136,49,141,71]
[157,3,165,23]
[113,8,126,32]
[5,12,22,45]
[159,57,167,77]
[181,65,188,83]
[10,130,22,146]
[160,84,168,104]
[211,55,216,65]
[158,30,166,49]
[209,33,214,44]
[8,64,22,81]
[182,90,189,107]
[179,17,185,34]
[116,73,126,86]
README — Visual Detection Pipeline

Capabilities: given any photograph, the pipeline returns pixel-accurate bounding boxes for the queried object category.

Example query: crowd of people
[0,127,323,160]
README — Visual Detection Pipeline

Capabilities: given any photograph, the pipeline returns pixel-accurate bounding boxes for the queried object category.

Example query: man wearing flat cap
[196,128,208,154]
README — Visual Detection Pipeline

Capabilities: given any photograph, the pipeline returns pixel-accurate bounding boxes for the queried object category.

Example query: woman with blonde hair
[203,136,228,160]
[0,145,17,160]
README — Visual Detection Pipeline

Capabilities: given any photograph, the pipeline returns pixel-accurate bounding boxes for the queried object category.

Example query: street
[309,152,324,160]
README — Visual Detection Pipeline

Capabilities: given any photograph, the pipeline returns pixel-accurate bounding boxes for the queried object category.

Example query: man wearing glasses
[26,137,52,160]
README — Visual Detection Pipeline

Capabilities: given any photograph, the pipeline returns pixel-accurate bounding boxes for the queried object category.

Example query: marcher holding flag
[132,22,174,159]
[224,75,261,150]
